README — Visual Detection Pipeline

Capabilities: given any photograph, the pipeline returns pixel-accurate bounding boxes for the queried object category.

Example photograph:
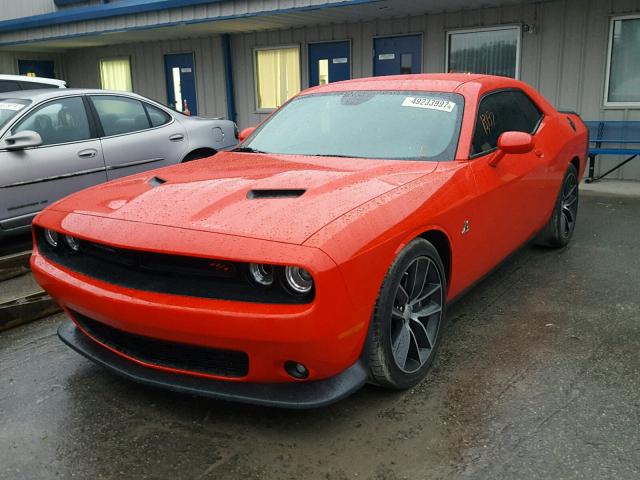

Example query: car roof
[0,88,150,102]
[0,74,66,87]
[300,73,520,95]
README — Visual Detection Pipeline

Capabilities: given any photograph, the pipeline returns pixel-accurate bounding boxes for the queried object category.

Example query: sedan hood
[50,151,437,245]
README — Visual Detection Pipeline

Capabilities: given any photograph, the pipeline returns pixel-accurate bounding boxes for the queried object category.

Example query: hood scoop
[148,176,167,187]
[247,189,306,199]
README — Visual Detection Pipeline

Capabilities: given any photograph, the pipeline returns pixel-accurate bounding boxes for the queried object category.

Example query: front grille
[71,310,249,378]
[35,228,313,304]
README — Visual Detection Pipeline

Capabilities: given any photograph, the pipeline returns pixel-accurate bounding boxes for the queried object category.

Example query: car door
[0,95,106,231]
[467,89,547,274]
[89,95,188,180]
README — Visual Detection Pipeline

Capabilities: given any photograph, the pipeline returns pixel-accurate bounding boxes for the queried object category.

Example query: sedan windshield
[244,91,464,161]
[0,99,31,130]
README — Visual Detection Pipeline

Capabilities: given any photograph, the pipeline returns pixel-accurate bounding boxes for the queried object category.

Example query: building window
[254,46,301,110]
[99,57,133,92]
[447,26,521,79]
[606,15,640,106]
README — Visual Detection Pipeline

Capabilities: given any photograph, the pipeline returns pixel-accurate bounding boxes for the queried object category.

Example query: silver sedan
[0,89,238,239]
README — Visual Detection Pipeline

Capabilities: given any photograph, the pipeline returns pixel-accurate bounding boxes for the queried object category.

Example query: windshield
[244,91,464,161]
[0,99,30,130]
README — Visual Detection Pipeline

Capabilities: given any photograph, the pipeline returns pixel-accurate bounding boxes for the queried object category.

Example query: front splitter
[58,320,368,409]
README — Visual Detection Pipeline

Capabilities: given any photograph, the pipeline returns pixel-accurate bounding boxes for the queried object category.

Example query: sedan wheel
[368,238,447,389]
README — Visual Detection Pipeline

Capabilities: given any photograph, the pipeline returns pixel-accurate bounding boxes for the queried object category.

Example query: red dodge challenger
[31,74,588,408]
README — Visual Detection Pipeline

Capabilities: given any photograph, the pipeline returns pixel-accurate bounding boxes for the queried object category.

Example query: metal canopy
[1,0,543,51]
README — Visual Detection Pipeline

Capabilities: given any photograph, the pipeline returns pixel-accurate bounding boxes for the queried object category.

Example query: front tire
[535,164,579,248]
[368,238,447,390]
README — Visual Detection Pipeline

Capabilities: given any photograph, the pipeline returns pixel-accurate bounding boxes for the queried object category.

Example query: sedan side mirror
[489,131,535,167]
[239,127,256,142]
[4,130,43,151]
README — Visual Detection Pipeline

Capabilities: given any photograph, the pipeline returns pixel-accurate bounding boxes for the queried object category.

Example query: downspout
[221,33,237,123]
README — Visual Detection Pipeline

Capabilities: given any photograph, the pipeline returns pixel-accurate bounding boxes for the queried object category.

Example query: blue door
[18,60,55,79]
[373,35,422,77]
[164,53,198,115]
[308,41,351,87]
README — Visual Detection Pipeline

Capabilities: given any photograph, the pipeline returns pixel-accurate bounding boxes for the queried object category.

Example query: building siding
[62,36,229,119]
[229,0,640,179]
[1,0,639,179]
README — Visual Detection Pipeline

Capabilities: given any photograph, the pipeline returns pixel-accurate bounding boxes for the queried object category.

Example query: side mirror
[4,130,43,151]
[238,127,256,142]
[489,131,535,167]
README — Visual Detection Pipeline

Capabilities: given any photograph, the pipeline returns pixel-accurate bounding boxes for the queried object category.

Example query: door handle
[78,148,97,158]
[169,134,184,142]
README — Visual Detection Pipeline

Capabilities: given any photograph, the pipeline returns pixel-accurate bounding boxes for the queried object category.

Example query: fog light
[285,361,309,379]
[44,229,59,248]
[284,266,313,294]
[65,235,80,252]
[249,263,274,286]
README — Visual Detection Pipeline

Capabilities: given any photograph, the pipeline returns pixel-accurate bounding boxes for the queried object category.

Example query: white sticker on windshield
[402,97,455,113]
[0,102,25,111]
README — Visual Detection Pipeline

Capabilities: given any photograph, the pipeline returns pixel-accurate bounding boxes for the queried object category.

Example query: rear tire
[368,238,447,390]
[535,164,579,248]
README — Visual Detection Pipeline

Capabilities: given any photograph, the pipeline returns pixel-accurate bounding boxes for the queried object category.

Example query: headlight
[65,235,81,252]
[284,266,314,294]
[248,263,274,286]
[44,229,59,248]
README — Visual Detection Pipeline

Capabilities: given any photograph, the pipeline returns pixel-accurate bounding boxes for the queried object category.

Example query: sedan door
[0,96,106,232]
[89,95,188,180]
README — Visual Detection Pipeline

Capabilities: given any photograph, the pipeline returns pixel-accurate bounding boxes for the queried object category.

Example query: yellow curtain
[256,47,300,109]
[99,58,133,92]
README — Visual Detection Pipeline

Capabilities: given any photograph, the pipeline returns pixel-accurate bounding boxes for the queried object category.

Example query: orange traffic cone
[183,99,191,116]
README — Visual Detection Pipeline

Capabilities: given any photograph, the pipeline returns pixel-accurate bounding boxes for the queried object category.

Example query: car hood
[50,151,438,245]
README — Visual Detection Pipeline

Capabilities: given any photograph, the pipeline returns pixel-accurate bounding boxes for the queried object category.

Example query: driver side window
[471,90,543,156]
[13,97,91,147]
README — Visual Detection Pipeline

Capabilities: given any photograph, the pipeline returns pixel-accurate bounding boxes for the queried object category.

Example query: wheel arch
[570,156,580,174]
[394,226,453,288]
[182,147,217,162]
[417,229,452,287]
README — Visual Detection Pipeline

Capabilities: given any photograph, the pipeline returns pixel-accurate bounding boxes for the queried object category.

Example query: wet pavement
[1,193,639,480]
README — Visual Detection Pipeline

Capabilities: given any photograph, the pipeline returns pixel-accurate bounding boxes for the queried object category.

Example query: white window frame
[604,14,640,108]
[253,44,301,113]
[98,56,133,92]
[445,25,522,80]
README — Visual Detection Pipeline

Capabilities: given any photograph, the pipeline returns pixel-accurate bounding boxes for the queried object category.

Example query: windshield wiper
[232,146,268,154]
[308,153,364,158]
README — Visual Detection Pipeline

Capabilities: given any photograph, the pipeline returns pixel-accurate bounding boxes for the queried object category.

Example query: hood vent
[247,189,306,199]
[148,176,167,187]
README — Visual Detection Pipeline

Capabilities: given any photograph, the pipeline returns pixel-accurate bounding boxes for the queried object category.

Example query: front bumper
[31,211,374,406]
[58,321,368,408]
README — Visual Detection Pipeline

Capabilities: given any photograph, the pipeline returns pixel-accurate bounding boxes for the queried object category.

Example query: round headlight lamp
[65,235,81,252]
[249,263,274,286]
[284,266,314,294]
[44,229,59,248]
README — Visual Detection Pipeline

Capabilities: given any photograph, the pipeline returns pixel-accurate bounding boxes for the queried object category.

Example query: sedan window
[0,81,21,93]
[144,103,172,127]
[0,99,30,130]
[13,97,91,146]
[91,96,151,136]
